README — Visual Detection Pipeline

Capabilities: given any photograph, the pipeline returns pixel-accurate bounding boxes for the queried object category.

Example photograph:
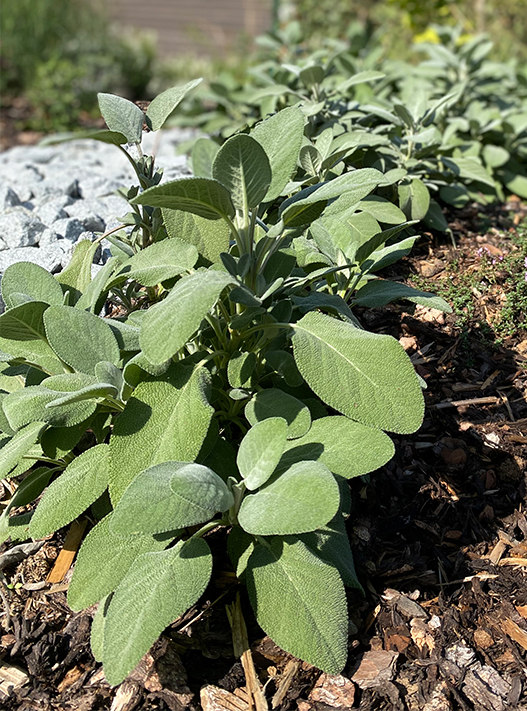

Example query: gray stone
[51,218,88,242]
[77,175,127,199]
[0,208,46,249]
[0,165,43,202]
[0,145,54,165]
[0,245,66,273]
[0,187,21,211]
[30,174,79,200]
[34,202,69,226]
[39,228,62,248]
[64,200,105,232]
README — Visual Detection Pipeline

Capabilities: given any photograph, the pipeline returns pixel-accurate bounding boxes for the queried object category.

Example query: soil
[1,129,527,711]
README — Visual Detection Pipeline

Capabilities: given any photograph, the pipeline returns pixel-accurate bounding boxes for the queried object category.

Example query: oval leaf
[212,134,272,210]
[145,79,202,132]
[107,238,198,289]
[131,177,235,220]
[67,513,176,611]
[103,538,212,685]
[97,93,144,144]
[139,270,235,364]
[111,461,233,536]
[246,537,348,673]
[292,312,424,434]
[238,460,339,536]
[1,262,64,310]
[30,444,109,538]
[237,417,288,490]
[245,388,311,440]
[278,416,395,478]
[43,306,120,375]
[109,364,214,502]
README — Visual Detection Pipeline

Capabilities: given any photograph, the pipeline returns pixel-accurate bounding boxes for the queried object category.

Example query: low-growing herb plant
[0,86,450,685]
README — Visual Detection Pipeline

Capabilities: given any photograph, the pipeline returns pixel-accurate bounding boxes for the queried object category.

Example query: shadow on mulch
[1,206,527,710]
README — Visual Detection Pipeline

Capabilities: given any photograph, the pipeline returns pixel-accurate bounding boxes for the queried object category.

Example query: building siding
[107,0,273,56]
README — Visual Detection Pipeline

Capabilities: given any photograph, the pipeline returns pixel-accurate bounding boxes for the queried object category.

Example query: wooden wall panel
[108,0,273,56]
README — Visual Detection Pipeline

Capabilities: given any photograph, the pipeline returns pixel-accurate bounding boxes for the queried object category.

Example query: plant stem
[190,519,226,540]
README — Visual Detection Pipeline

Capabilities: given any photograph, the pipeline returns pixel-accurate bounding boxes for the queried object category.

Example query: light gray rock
[0,165,43,202]
[0,126,196,274]
[34,202,69,226]
[0,245,66,273]
[0,187,21,211]
[77,176,130,200]
[39,228,62,248]
[51,217,88,242]
[0,208,46,249]
[64,200,105,232]
[31,173,79,200]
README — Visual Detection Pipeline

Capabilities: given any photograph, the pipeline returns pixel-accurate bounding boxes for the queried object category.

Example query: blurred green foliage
[0,0,156,132]
[292,0,527,61]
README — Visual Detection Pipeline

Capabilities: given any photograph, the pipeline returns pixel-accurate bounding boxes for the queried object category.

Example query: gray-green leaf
[237,418,288,490]
[107,238,198,289]
[292,312,424,433]
[0,422,46,479]
[67,513,176,611]
[238,460,339,535]
[103,538,212,685]
[278,416,395,478]
[1,262,64,310]
[251,106,305,202]
[246,537,347,673]
[131,177,235,220]
[245,388,311,439]
[43,306,120,374]
[212,134,272,210]
[162,208,230,264]
[0,301,49,341]
[97,93,144,144]
[354,280,452,311]
[109,363,213,502]
[111,461,233,536]
[145,79,202,132]
[139,270,235,364]
[30,444,109,538]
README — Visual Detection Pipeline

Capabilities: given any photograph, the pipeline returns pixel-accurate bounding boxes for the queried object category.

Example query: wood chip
[271,660,299,709]
[488,538,509,565]
[410,618,435,653]
[308,673,355,708]
[501,618,527,651]
[350,650,398,689]
[480,369,500,390]
[201,685,250,711]
[516,605,527,620]
[0,662,29,697]
[463,663,511,711]
[57,665,85,693]
[498,557,527,567]
[110,680,141,711]
[473,629,494,649]
[46,519,87,583]
[435,396,501,410]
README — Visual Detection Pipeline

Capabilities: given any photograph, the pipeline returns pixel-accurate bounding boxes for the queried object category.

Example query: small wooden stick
[434,396,501,409]
[46,520,87,583]
[226,593,268,711]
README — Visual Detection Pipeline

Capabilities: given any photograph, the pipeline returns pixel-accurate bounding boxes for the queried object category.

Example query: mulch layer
[0,132,526,710]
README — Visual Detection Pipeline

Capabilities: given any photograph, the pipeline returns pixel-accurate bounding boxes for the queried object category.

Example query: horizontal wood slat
[107,0,273,55]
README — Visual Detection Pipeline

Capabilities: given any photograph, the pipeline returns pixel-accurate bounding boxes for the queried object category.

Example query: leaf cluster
[0,82,451,684]
[174,24,527,237]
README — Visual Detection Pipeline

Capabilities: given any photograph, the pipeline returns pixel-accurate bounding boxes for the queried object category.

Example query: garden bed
[0,193,526,710]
